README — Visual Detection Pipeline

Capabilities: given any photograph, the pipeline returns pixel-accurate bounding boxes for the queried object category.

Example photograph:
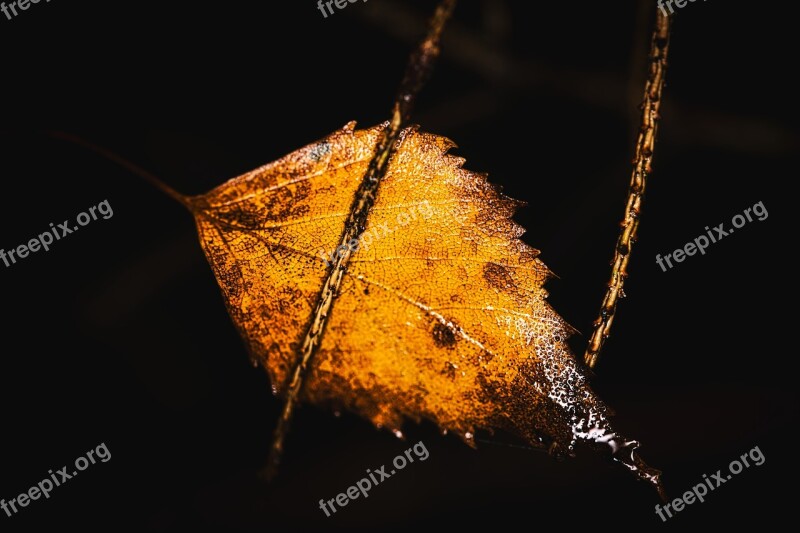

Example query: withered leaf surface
[189,122,661,491]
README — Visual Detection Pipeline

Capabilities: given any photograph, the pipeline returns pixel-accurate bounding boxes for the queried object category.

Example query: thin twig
[584,10,672,369]
[45,131,191,210]
[262,0,458,480]
[362,2,796,156]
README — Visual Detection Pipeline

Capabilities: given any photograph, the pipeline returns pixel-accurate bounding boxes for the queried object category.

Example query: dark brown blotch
[210,180,312,228]
[483,263,516,291]
[432,321,457,349]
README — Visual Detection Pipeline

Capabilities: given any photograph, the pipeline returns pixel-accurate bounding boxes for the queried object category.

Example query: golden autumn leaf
[186,121,663,494]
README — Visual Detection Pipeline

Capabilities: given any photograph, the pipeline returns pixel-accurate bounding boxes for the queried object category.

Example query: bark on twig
[584,10,672,369]
[262,0,458,480]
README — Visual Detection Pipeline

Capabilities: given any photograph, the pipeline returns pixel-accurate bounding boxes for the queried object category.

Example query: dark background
[0,0,795,530]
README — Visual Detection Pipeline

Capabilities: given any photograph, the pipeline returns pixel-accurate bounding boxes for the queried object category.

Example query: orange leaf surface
[187,121,662,493]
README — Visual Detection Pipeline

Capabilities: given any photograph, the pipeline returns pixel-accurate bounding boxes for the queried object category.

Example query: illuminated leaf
[188,121,662,494]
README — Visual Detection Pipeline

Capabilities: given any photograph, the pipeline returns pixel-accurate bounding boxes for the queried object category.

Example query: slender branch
[46,131,192,210]
[584,10,672,369]
[361,1,797,156]
[262,0,457,480]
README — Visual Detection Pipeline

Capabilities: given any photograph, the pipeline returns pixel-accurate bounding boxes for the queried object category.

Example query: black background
[0,0,795,531]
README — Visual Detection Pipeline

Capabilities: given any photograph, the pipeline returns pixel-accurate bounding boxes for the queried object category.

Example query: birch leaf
[187,121,663,494]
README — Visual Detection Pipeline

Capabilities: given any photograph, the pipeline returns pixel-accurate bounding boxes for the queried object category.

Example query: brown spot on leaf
[432,321,457,348]
[483,262,516,291]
